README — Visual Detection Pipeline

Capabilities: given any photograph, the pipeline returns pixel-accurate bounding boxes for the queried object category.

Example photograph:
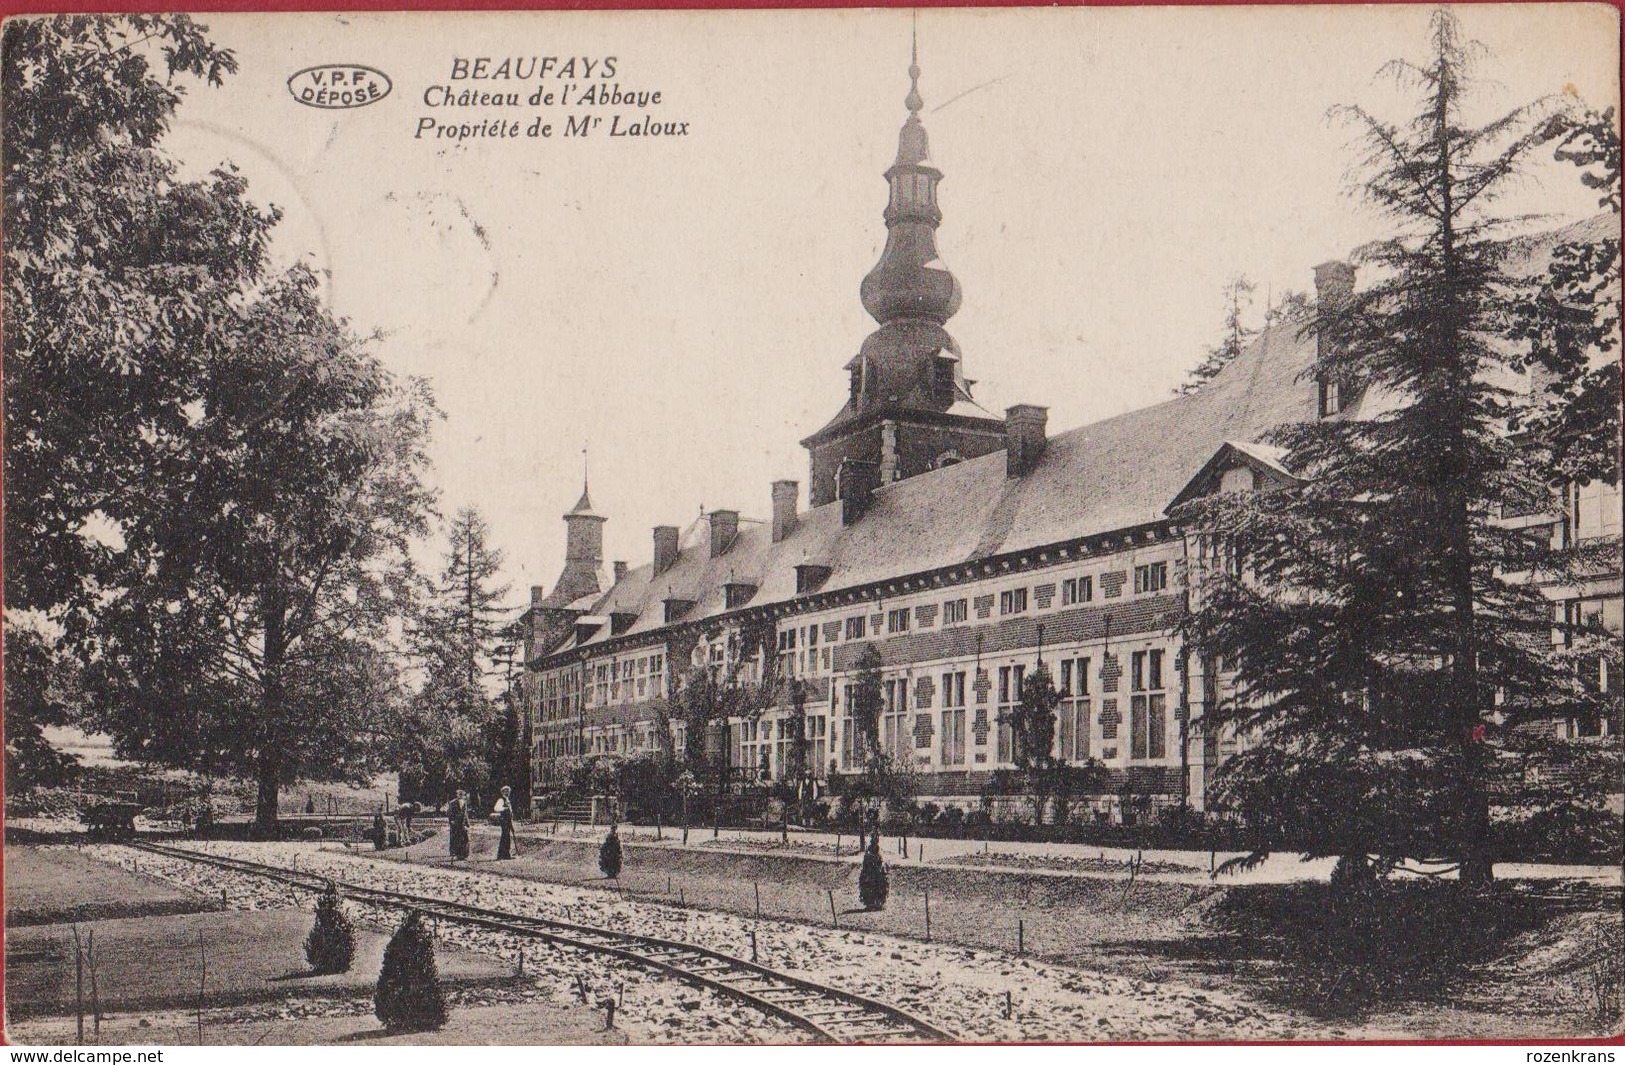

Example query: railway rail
[128,840,955,1044]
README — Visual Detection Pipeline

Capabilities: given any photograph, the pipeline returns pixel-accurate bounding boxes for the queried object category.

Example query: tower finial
[906,15,923,114]
[569,446,596,516]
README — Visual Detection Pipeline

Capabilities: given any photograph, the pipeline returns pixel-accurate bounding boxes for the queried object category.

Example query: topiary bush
[599,824,623,879]
[304,882,356,974]
[858,834,889,911]
[374,910,448,1032]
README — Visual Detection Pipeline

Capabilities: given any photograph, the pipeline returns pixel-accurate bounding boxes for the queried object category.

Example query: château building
[521,54,1623,820]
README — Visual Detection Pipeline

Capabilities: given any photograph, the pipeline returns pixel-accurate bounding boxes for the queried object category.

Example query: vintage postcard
[2,3,1621,1051]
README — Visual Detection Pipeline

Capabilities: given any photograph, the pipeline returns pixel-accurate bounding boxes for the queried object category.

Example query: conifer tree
[1177,10,1591,888]
[304,882,356,975]
[1180,275,1257,394]
[374,910,448,1031]
[395,508,514,807]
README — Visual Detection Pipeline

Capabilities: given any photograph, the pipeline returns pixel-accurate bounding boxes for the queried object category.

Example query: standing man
[447,789,471,863]
[494,785,518,860]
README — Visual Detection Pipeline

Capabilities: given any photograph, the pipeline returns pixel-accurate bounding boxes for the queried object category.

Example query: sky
[157,4,1620,610]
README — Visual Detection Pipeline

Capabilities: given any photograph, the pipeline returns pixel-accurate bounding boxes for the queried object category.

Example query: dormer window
[933,356,956,406]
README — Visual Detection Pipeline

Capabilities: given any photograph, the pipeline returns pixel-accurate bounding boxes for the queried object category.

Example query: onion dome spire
[860,37,962,326]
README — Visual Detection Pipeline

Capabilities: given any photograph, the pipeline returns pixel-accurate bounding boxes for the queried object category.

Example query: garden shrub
[304,882,356,974]
[375,910,448,1032]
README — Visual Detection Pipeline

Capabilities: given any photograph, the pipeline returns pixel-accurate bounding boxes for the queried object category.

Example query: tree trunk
[1433,74,1494,891]
[254,585,289,838]
[254,749,280,838]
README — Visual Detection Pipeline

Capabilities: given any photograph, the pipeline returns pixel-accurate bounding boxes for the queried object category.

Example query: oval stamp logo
[287,65,392,109]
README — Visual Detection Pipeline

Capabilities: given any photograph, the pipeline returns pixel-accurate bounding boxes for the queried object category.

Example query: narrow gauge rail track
[128,840,955,1044]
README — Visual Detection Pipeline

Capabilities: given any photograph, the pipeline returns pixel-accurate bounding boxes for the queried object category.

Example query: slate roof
[535,214,1616,661]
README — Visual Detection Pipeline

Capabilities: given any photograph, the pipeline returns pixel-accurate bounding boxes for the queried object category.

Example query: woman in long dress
[448,789,471,862]
[494,785,516,860]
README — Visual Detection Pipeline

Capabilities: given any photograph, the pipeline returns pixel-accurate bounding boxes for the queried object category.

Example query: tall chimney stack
[652,526,680,578]
[1313,261,1357,416]
[1005,404,1048,478]
[612,561,628,584]
[836,459,880,526]
[709,509,739,558]
[771,480,799,543]
[1313,260,1355,308]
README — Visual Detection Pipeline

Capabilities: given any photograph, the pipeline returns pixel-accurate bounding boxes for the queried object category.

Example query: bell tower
[541,475,605,608]
[802,37,1006,508]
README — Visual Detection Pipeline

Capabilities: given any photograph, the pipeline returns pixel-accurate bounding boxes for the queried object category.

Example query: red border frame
[0,0,1620,1050]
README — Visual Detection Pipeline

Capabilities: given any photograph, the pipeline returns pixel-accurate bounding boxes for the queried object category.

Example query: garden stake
[1004,990,1013,1019]
[73,925,84,1044]
[924,889,932,942]
[1018,918,1025,955]
[828,889,838,929]
[903,834,909,859]
[754,881,761,920]
[196,932,207,1045]
[750,929,758,962]
[87,930,101,1036]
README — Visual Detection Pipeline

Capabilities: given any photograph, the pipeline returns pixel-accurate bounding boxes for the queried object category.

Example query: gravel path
[89,841,1307,1042]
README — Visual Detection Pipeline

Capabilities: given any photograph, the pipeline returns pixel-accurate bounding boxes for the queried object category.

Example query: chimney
[1313,261,1357,417]
[652,526,679,578]
[531,585,547,606]
[1313,260,1355,308]
[771,480,799,543]
[709,509,739,558]
[612,561,628,584]
[836,459,880,526]
[1005,404,1048,478]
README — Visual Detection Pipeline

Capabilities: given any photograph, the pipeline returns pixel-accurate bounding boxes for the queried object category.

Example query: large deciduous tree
[1178,10,1591,888]
[87,267,439,833]
[1512,104,1621,489]
[2,14,277,783]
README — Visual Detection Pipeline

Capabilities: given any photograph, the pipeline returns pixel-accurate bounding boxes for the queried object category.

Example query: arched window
[935,450,963,469]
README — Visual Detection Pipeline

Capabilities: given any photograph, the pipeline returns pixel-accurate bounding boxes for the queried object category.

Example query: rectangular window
[941,706,966,766]
[1000,588,1029,615]
[887,608,910,634]
[1134,562,1169,594]
[996,664,1025,764]
[1130,648,1167,761]
[1072,699,1092,760]
[943,598,968,625]
[807,624,818,648]
[808,715,828,778]
[882,678,909,762]
[845,616,867,640]
[1577,479,1624,541]
[1061,576,1094,606]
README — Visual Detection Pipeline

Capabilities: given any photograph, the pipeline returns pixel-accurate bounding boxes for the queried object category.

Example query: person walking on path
[447,789,471,862]
[493,785,518,860]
